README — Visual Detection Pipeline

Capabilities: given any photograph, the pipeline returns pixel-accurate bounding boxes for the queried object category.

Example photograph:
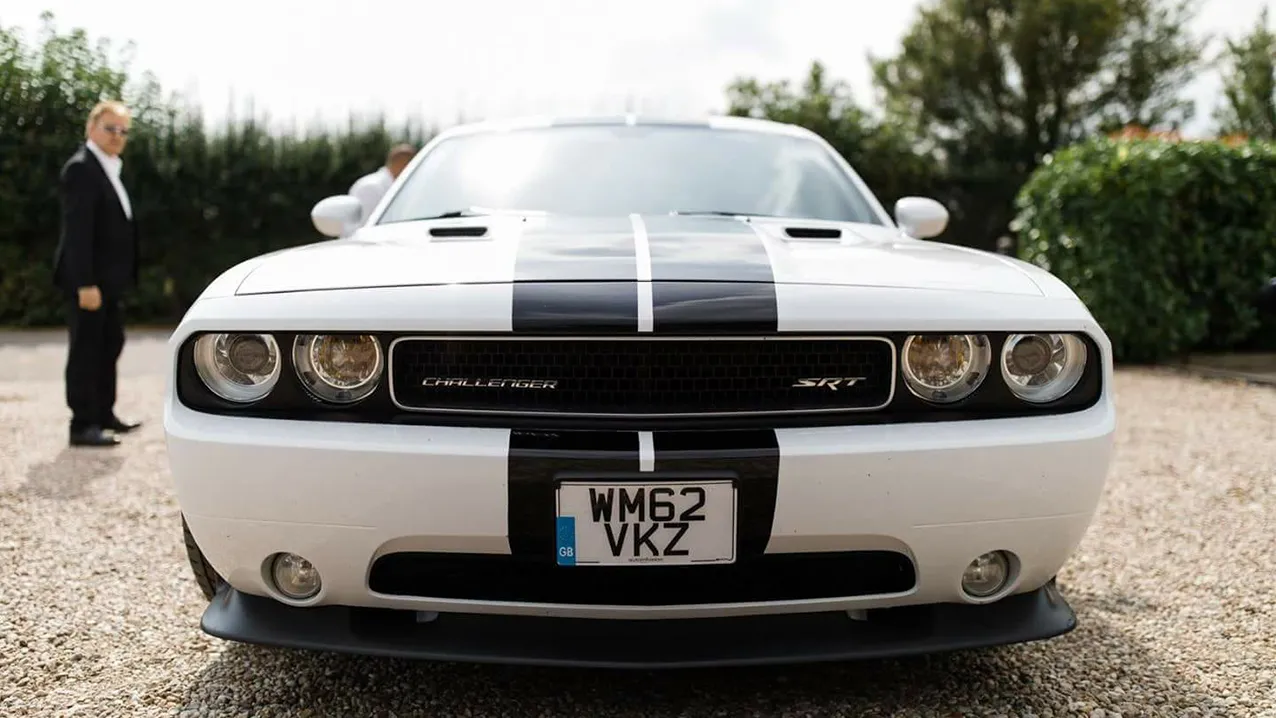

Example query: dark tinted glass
[377,123,884,224]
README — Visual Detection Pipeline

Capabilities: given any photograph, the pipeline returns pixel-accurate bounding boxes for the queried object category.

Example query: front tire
[182,514,226,601]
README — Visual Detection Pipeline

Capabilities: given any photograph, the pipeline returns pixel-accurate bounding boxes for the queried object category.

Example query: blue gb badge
[556,516,577,566]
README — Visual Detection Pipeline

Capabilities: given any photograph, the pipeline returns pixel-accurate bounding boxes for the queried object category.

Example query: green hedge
[1013,137,1276,363]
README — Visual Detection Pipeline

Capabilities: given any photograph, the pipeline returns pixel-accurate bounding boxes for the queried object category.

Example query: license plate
[555,480,736,566]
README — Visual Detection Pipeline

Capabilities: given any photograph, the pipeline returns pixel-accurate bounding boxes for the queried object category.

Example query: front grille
[368,551,917,605]
[388,336,895,417]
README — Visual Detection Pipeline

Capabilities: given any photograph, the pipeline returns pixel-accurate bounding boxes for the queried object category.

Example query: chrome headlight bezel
[1000,333,1089,404]
[292,333,385,405]
[899,333,992,404]
[192,332,282,403]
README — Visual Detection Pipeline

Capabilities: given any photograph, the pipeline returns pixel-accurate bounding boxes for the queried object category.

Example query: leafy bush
[1013,135,1276,363]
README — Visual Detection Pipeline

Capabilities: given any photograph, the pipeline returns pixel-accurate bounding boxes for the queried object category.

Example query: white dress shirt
[86,139,132,220]
[348,167,394,228]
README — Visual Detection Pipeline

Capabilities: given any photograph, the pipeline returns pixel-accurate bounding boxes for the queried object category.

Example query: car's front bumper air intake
[366,550,917,604]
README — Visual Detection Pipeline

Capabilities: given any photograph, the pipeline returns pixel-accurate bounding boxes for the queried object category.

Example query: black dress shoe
[104,417,142,433]
[70,426,120,447]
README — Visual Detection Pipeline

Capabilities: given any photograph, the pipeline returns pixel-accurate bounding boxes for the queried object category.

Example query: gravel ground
[1,330,1273,717]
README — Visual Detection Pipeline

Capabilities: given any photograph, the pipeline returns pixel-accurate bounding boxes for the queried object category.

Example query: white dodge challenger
[164,114,1116,668]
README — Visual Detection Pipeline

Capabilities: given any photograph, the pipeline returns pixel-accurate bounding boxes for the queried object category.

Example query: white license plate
[554,480,736,566]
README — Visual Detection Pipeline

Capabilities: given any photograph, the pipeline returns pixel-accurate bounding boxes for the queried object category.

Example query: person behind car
[346,144,417,234]
[53,100,144,447]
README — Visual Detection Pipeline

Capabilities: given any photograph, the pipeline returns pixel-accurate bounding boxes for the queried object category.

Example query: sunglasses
[101,124,130,137]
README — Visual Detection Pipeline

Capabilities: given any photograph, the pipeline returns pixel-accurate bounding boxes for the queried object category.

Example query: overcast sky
[5,0,1272,136]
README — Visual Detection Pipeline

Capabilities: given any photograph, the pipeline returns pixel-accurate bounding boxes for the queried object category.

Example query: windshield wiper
[406,206,549,221]
[415,208,490,220]
[670,210,788,219]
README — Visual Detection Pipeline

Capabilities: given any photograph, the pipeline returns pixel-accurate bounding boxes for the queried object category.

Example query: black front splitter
[200,581,1077,669]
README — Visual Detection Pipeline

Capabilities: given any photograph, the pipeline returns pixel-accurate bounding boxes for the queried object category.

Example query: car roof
[430,113,822,142]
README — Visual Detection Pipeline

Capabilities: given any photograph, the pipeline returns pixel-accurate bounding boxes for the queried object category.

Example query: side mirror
[894,197,949,239]
[311,195,364,238]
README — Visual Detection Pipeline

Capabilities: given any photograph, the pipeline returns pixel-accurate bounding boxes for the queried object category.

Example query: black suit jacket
[52,144,139,298]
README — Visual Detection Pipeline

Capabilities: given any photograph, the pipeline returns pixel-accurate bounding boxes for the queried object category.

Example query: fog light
[961,551,1010,598]
[270,553,321,600]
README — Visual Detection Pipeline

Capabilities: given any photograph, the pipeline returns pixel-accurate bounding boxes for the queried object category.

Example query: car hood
[232,214,1049,297]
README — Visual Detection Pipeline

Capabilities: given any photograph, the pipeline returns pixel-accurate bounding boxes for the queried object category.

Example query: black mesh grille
[388,337,895,416]
[368,551,917,605]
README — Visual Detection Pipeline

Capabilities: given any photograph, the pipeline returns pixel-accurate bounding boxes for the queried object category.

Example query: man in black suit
[53,100,143,447]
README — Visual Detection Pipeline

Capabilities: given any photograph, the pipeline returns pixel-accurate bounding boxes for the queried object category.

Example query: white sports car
[164,114,1116,668]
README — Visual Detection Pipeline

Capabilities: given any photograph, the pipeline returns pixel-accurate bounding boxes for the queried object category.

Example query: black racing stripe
[649,282,780,334]
[650,430,780,558]
[505,428,780,560]
[511,216,639,333]
[507,430,641,556]
[640,215,779,333]
[508,282,641,333]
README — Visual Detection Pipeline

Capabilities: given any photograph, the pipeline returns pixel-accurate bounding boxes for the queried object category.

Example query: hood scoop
[783,226,842,240]
[429,225,489,239]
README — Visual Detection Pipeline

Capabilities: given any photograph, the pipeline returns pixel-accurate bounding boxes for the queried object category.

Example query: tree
[1214,6,1276,140]
[1088,0,1205,132]
[868,0,1205,249]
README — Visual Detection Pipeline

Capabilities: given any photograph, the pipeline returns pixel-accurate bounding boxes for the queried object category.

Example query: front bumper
[167,392,1115,623]
[202,579,1077,668]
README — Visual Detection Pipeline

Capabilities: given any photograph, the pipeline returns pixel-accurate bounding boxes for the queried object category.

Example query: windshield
[376,123,885,225]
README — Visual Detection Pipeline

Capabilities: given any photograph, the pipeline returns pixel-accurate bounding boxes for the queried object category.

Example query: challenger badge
[422,377,558,389]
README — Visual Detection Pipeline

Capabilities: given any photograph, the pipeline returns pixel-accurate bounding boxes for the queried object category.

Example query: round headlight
[901,334,991,403]
[1001,333,1087,403]
[292,334,383,404]
[193,333,281,402]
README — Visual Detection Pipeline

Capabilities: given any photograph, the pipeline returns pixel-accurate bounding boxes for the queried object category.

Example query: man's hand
[78,286,102,311]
